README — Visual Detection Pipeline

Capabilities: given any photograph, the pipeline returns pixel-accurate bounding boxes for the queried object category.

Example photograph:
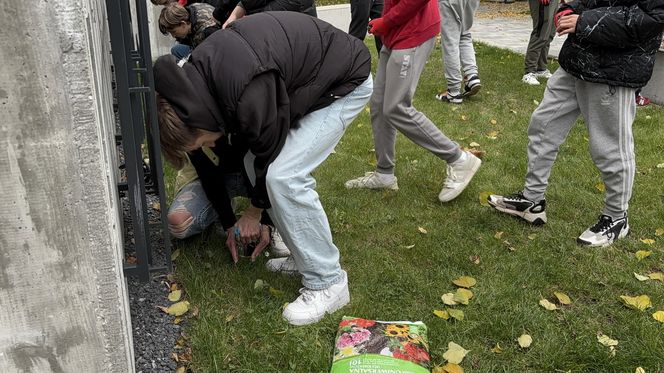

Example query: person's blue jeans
[245,76,373,290]
[171,43,192,61]
[168,174,248,238]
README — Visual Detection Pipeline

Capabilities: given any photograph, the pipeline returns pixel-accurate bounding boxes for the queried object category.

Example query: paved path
[471,16,567,58]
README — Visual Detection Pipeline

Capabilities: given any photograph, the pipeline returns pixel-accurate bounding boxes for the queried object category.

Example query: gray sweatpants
[524,0,558,74]
[523,69,637,219]
[371,37,462,174]
[438,0,479,95]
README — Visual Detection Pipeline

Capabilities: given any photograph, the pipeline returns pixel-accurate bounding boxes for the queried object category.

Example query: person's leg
[266,77,373,291]
[536,0,558,73]
[577,83,637,220]
[524,0,547,79]
[170,43,192,60]
[167,180,219,239]
[349,0,370,41]
[522,69,581,202]
[369,0,384,53]
[382,38,463,163]
[439,0,464,96]
[459,0,479,76]
[371,47,399,175]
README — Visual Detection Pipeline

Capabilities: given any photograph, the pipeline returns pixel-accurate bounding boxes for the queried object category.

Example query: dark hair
[150,0,177,5]
[158,4,190,35]
[156,93,201,169]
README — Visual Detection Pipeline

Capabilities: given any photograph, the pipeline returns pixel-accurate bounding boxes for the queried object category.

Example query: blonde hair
[158,4,190,35]
[156,94,201,169]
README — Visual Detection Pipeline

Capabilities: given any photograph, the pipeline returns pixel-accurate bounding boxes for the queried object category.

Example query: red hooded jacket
[381,0,440,49]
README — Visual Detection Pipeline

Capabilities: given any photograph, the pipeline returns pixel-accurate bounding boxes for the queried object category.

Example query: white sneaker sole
[282,291,350,326]
[577,226,629,247]
[489,202,547,225]
[438,157,482,202]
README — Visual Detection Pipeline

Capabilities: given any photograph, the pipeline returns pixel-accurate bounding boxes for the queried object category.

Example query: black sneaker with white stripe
[487,192,547,225]
[577,214,629,247]
[463,75,481,97]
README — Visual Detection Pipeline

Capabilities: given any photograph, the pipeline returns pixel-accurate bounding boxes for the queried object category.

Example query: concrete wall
[0,0,134,372]
[642,51,664,105]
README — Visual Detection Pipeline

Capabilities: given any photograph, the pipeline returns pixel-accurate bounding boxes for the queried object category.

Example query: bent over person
[154,12,372,325]
[488,0,664,247]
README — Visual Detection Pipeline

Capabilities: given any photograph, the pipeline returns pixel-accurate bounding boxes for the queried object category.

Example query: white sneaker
[577,214,629,247]
[534,69,552,79]
[345,172,398,190]
[282,270,350,326]
[438,152,481,202]
[522,73,540,85]
[265,256,299,275]
[270,229,290,257]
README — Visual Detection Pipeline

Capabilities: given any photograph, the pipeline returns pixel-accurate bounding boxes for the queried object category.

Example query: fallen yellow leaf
[640,238,656,245]
[655,228,664,236]
[168,290,182,302]
[460,115,468,121]
[442,363,464,373]
[442,293,458,306]
[163,301,190,316]
[442,342,470,364]
[453,276,477,288]
[269,287,284,297]
[171,249,181,261]
[494,231,504,239]
[453,288,473,305]
[432,366,445,373]
[596,333,618,347]
[175,366,186,373]
[648,272,664,281]
[656,162,664,168]
[517,334,532,348]
[469,142,480,148]
[635,250,652,260]
[418,226,428,234]
[490,342,503,354]
[490,119,497,125]
[620,295,652,311]
[486,131,499,140]
[634,273,650,281]
[533,99,540,105]
[635,367,646,373]
[447,308,465,321]
[527,233,537,240]
[433,309,450,320]
[595,183,605,193]
[652,311,664,323]
[539,299,558,311]
[554,292,572,305]
[403,244,416,249]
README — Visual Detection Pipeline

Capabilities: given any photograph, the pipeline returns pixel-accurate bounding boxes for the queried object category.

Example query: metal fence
[106,0,171,282]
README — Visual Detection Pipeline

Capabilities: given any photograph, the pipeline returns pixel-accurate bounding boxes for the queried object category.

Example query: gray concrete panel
[0,0,133,372]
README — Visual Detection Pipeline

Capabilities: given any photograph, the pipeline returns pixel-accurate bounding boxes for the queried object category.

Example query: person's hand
[226,227,239,263]
[234,205,263,245]
[368,18,389,36]
[250,225,271,262]
[556,14,579,35]
[554,9,573,28]
[539,0,550,5]
[222,5,246,29]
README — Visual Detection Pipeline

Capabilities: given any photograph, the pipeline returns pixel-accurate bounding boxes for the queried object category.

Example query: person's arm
[234,71,291,211]
[567,3,664,47]
[187,148,238,230]
[222,4,246,28]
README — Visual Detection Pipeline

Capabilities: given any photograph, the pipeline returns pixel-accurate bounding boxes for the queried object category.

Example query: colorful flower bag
[330,316,431,373]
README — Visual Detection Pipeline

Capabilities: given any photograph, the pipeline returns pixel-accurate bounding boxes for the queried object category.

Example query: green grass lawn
[167,40,664,372]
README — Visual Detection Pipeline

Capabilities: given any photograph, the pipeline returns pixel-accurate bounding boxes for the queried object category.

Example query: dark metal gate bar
[106,0,171,282]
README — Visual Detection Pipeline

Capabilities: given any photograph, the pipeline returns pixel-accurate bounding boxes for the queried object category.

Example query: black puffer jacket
[558,0,664,88]
[154,12,371,209]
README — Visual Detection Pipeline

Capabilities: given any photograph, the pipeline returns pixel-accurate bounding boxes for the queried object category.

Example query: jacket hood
[153,54,225,133]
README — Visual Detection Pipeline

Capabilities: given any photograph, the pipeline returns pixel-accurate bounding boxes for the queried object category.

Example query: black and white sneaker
[577,214,629,247]
[487,192,547,225]
[463,75,481,97]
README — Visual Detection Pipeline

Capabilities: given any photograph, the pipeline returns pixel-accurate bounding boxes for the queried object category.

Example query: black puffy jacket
[154,12,371,209]
[558,0,664,88]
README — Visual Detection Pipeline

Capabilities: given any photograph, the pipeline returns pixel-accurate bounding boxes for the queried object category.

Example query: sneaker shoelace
[443,165,460,188]
[298,287,329,303]
[589,215,613,233]
[505,192,527,201]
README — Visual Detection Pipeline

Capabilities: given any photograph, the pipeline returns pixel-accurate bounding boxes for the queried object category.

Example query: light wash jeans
[168,174,248,238]
[245,76,373,290]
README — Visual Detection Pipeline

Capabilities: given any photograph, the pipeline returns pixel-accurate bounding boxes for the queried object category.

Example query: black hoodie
[154,12,371,209]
